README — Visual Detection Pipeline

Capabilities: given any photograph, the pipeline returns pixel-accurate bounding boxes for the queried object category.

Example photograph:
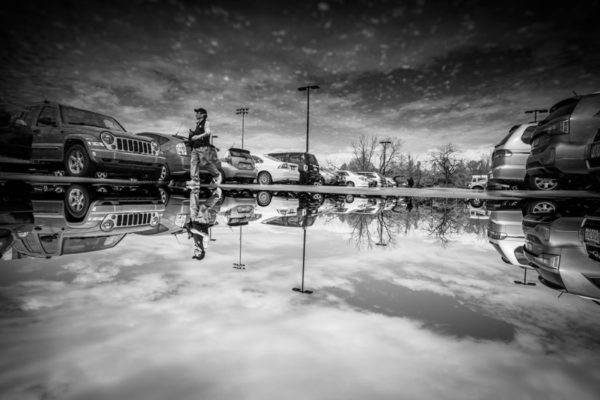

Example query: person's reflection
[185,187,223,260]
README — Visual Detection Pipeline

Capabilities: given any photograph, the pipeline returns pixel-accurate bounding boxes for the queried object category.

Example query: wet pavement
[1,176,600,400]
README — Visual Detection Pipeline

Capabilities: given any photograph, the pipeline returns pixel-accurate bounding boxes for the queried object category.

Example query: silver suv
[526,92,600,190]
[489,123,537,189]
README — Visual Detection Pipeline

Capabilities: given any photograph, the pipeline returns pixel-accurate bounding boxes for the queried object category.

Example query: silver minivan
[489,123,537,189]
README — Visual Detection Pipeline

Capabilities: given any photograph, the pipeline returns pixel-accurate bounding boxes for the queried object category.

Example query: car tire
[65,144,93,177]
[529,200,557,215]
[64,184,90,222]
[257,191,272,207]
[346,181,355,187]
[158,164,170,182]
[469,198,484,208]
[258,171,272,185]
[529,175,559,191]
[158,187,170,205]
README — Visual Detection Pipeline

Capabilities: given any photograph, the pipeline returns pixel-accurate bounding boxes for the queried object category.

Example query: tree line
[332,135,491,187]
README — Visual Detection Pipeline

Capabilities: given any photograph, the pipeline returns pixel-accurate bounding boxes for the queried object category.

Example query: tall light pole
[236,107,249,149]
[380,140,391,176]
[298,85,319,152]
[525,109,547,123]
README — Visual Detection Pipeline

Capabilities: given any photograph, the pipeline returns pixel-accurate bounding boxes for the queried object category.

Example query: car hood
[63,125,151,141]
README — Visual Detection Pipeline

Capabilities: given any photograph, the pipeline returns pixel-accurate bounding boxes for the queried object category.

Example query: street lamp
[380,140,391,176]
[235,107,249,149]
[525,109,548,123]
[233,226,245,269]
[298,85,319,152]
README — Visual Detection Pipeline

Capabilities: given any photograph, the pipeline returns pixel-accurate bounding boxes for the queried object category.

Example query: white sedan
[336,170,370,187]
[252,154,300,184]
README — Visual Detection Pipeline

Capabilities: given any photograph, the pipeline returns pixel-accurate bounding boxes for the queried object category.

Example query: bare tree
[429,143,462,185]
[351,135,378,171]
[378,137,403,175]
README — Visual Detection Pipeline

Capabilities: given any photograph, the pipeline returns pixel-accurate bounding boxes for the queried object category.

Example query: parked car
[385,177,397,187]
[488,122,538,189]
[19,100,165,179]
[358,171,387,187]
[0,109,33,161]
[219,147,257,183]
[320,167,338,185]
[267,152,320,184]
[526,92,600,190]
[335,170,370,187]
[134,132,222,183]
[467,174,488,190]
[251,154,299,184]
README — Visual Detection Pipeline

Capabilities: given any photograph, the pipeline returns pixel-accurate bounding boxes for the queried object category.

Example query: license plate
[584,227,600,244]
[590,142,600,159]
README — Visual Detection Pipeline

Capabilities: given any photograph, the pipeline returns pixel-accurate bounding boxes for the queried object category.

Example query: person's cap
[194,107,207,114]
[192,251,205,261]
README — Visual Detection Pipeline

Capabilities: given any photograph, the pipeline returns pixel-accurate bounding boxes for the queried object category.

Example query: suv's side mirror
[521,126,536,145]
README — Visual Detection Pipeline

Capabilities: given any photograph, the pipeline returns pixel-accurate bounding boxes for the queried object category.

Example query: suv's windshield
[60,106,126,132]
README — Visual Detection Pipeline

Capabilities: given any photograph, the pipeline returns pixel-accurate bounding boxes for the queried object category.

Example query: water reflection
[2,180,600,399]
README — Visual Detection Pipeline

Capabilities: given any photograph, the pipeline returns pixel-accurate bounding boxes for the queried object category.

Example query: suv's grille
[116,213,153,227]
[116,138,153,155]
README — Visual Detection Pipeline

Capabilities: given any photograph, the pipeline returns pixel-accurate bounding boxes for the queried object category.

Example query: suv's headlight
[100,215,116,231]
[151,142,159,155]
[101,132,115,145]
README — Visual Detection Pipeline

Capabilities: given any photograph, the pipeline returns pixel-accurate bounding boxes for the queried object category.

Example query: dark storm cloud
[2,0,600,160]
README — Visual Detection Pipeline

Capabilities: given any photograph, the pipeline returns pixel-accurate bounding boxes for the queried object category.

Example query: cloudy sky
[2,206,600,399]
[2,0,600,164]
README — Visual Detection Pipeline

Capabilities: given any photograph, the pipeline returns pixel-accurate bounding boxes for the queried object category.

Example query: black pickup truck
[13,101,165,178]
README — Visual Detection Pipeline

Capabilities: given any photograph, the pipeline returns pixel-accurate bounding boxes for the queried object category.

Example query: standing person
[407,176,415,188]
[187,107,221,186]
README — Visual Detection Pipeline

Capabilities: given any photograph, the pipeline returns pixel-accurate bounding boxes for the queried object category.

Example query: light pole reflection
[292,227,313,294]
[233,226,245,269]
[514,267,536,286]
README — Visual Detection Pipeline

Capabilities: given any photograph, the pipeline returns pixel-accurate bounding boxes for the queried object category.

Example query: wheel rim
[68,188,86,213]
[532,201,556,214]
[257,191,271,205]
[258,172,271,184]
[68,150,85,174]
[534,177,558,190]
[347,182,354,187]
[159,188,168,204]
[95,171,108,179]
[159,165,168,181]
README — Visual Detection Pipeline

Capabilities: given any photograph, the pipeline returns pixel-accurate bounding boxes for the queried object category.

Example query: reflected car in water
[252,154,299,185]
[522,199,600,302]
[489,122,538,189]
[487,206,527,267]
[10,183,164,258]
[319,167,338,185]
[220,195,257,226]
[0,181,34,259]
[526,92,600,190]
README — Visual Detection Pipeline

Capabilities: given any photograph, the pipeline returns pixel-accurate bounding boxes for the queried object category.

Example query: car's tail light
[487,230,507,240]
[278,163,289,169]
[541,119,569,135]
[530,253,560,270]
[176,142,188,156]
[493,150,512,158]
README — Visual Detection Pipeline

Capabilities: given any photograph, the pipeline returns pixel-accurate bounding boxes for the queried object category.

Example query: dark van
[267,152,320,184]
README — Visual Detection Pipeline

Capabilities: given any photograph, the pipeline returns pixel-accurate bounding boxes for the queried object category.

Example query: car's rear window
[229,149,252,159]
[544,98,579,122]
[306,154,319,165]
[496,125,519,146]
